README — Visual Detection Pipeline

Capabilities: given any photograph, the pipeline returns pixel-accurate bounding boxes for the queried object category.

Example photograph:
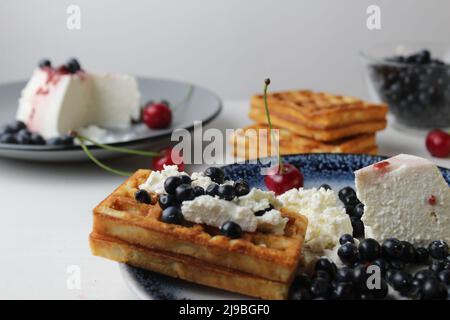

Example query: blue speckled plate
[120,153,450,300]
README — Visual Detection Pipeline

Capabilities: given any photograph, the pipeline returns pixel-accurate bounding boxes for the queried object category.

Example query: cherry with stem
[262,78,304,195]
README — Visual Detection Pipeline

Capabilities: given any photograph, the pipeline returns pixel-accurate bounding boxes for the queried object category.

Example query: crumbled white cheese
[139,165,188,194]
[181,195,258,232]
[190,171,233,189]
[256,209,288,235]
[181,195,287,234]
[237,188,282,212]
[278,187,352,253]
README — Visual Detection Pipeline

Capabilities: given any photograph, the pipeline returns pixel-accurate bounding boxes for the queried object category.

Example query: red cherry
[264,163,304,195]
[426,129,450,158]
[152,147,184,171]
[143,103,172,129]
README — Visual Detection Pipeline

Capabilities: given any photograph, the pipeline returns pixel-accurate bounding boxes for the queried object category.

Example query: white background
[1,0,450,99]
[1,0,450,300]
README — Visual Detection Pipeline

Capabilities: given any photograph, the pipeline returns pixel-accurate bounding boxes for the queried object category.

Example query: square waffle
[230,124,378,160]
[90,233,291,300]
[249,90,387,141]
[91,170,308,288]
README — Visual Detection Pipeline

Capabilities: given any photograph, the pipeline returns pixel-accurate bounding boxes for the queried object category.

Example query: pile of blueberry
[135,167,256,239]
[0,120,74,146]
[369,49,450,127]
[291,235,450,300]
[320,184,365,238]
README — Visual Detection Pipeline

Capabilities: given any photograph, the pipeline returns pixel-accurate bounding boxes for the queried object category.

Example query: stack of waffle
[90,170,308,299]
[231,90,388,159]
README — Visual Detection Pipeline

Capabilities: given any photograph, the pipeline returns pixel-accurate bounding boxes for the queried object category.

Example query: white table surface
[0,100,449,300]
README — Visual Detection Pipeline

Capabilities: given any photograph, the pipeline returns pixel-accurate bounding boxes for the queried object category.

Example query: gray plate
[0,77,222,162]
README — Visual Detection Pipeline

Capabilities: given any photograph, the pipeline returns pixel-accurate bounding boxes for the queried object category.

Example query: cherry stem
[71,131,164,177]
[74,133,160,156]
[76,135,133,177]
[262,78,283,172]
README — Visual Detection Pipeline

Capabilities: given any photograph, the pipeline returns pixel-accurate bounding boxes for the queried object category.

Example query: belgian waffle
[90,170,308,298]
[90,233,291,300]
[249,90,387,141]
[230,124,378,159]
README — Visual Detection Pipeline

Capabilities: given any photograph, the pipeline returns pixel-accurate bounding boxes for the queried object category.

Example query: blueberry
[350,217,365,238]
[164,176,183,195]
[352,265,369,289]
[428,240,449,259]
[204,167,225,184]
[7,120,26,133]
[38,59,51,68]
[30,133,45,145]
[338,186,356,202]
[314,258,337,279]
[415,247,430,264]
[438,270,450,285]
[309,278,332,299]
[359,238,381,262]
[135,189,152,204]
[400,241,416,263]
[254,204,274,217]
[193,186,205,197]
[421,278,448,300]
[66,58,81,73]
[371,258,389,275]
[0,133,17,144]
[335,267,354,283]
[385,269,395,284]
[338,242,359,265]
[339,234,354,245]
[158,194,175,209]
[217,184,235,201]
[369,279,389,299]
[344,194,360,206]
[174,184,195,202]
[353,203,364,219]
[205,183,219,196]
[391,270,413,295]
[429,260,445,273]
[333,282,360,300]
[16,129,32,144]
[292,273,312,290]
[415,269,436,284]
[234,179,250,196]
[161,206,183,224]
[344,205,355,216]
[220,221,242,239]
[382,238,404,260]
[389,260,405,270]
[60,134,74,145]
[179,175,192,185]
[315,270,331,282]
[319,184,332,191]
[290,287,311,300]
[46,136,64,145]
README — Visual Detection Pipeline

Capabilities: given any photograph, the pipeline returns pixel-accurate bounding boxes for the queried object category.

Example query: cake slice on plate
[16,59,140,139]
[355,154,450,244]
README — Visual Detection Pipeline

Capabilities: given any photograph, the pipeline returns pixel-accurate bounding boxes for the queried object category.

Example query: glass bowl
[361,43,450,128]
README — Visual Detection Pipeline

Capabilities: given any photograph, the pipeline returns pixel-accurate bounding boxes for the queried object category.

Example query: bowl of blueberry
[361,43,450,128]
